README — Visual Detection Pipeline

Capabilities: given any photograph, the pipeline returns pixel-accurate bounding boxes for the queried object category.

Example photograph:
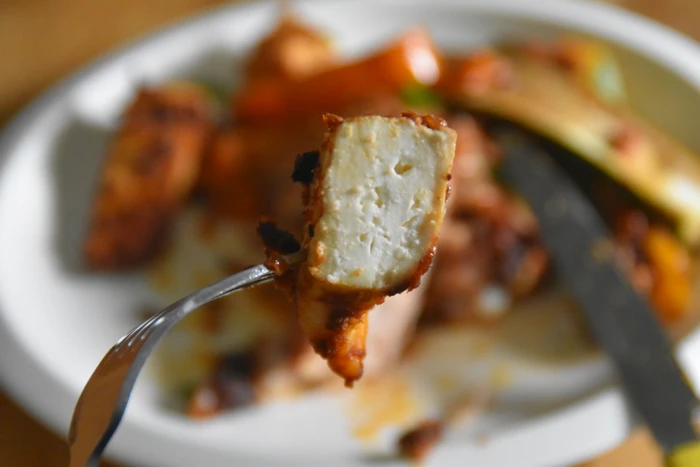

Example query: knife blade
[491,124,700,463]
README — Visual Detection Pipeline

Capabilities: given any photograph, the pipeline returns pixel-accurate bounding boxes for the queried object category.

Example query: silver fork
[68,250,306,467]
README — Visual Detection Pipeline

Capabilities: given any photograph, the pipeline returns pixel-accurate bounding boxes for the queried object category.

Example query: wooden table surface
[0,1,697,466]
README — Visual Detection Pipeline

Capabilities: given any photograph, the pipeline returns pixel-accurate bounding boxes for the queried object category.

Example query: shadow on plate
[51,117,111,274]
[360,452,405,465]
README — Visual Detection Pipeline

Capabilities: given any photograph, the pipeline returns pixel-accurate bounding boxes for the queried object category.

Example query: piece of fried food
[245,14,337,81]
[84,83,213,270]
[293,113,456,386]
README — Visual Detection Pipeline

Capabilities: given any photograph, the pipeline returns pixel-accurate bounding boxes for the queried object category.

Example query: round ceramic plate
[2,1,700,466]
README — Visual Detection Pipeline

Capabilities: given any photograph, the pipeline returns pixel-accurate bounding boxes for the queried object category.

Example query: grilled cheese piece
[295,114,456,386]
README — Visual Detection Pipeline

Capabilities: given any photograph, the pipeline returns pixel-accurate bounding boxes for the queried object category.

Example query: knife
[491,124,700,466]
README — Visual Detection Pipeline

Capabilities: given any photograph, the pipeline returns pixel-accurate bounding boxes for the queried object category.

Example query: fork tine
[116,312,162,348]
[116,320,150,347]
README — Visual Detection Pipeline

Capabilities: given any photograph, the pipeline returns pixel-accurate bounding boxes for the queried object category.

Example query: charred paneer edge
[289,113,457,386]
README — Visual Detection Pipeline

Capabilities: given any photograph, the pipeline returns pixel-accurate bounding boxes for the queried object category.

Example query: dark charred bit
[397,419,445,460]
[257,220,301,278]
[323,294,358,329]
[307,224,315,238]
[257,220,301,255]
[186,351,257,419]
[387,280,411,297]
[313,339,331,359]
[291,150,320,185]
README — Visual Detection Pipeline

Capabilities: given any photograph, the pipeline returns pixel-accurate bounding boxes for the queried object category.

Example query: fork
[68,250,306,467]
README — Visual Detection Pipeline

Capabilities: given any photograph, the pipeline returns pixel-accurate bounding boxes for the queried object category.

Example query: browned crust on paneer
[291,113,452,387]
[294,268,378,385]
[399,110,448,131]
[83,84,212,270]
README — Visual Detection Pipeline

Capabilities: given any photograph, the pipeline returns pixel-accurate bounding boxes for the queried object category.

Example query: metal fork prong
[116,315,157,347]
[117,301,179,349]
[69,250,307,467]
[131,320,159,345]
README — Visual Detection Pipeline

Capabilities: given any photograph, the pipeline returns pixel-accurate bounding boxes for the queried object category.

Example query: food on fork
[83,82,214,269]
[263,113,457,386]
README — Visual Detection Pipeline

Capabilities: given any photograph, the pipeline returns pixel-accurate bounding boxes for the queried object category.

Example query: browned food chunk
[397,419,445,460]
[84,83,213,270]
[286,113,456,386]
[245,14,337,81]
[186,352,257,419]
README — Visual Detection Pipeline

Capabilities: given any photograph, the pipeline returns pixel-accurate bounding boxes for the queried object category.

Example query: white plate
[2,1,700,466]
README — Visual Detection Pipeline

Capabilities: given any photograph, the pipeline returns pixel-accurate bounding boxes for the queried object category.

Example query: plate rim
[0,0,699,466]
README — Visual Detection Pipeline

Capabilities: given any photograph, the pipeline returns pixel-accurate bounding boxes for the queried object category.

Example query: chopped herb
[400,84,443,108]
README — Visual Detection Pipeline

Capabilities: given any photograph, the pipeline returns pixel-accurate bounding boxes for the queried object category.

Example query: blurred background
[0,1,697,466]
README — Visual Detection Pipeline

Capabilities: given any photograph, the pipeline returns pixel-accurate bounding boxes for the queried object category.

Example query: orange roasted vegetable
[643,227,692,323]
[233,28,441,122]
[84,83,213,270]
[614,213,692,324]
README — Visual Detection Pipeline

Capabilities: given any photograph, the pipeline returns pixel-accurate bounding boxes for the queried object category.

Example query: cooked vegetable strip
[234,28,441,122]
[518,37,627,103]
[84,83,213,269]
[290,114,456,386]
[439,44,700,246]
